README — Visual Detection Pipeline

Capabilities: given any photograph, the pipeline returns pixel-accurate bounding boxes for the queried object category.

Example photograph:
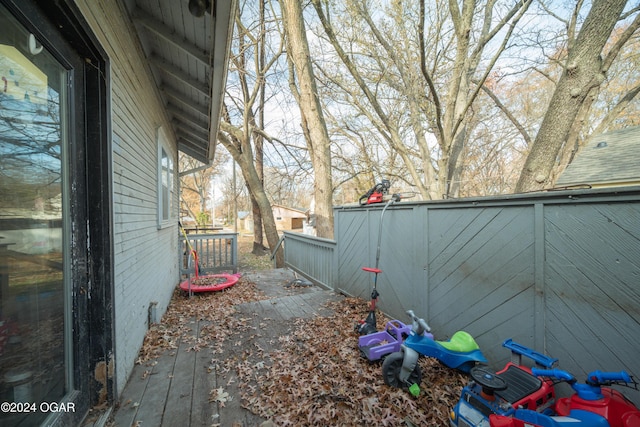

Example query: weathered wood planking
[162,321,197,427]
[545,202,640,381]
[191,321,217,427]
[334,208,370,299]
[284,233,336,289]
[113,270,341,426]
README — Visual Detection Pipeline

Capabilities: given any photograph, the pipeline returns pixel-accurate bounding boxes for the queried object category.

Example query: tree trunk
[515,0,628,192]
[281,0,334,238]
[218,120,283,267]
[235,148,283,266]
[251,127,265,251]
[252,0,267,253]
[250,194,266,254]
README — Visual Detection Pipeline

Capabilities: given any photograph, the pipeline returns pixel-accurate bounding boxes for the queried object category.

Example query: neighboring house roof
[239,206,309,220]
[272,204,309,218]
[555,126,640,188]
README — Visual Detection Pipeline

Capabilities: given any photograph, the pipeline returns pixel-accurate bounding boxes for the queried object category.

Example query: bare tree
[218,169,250,225]
[250,0,267,253]
[215,0,639,222]
[179,150,229,225]
[310,0,532,199]
[280,0,335,238]
[218,0,286,265]
[516,0,640,192]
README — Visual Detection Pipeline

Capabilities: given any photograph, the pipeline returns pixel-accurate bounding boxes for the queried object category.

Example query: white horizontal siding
[74,0,180,396]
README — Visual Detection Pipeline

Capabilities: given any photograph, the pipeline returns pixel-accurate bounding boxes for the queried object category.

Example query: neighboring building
[238,211,252,232]
[0,1,234,425]
[555,126,640,189]
[239,205,310,233]
[273,204,309,231]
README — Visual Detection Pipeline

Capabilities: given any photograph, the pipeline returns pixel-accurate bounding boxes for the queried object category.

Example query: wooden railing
[182,226,223,234]
[281,231,336,290]
[179,232,238,276]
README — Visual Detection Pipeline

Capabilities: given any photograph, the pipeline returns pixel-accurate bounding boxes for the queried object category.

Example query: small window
[157,126,174,227]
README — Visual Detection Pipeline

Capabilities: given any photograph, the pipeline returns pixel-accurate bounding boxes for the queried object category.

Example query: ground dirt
[237,234,274,272]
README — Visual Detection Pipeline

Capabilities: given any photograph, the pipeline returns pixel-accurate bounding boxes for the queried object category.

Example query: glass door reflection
[1,5,69,426]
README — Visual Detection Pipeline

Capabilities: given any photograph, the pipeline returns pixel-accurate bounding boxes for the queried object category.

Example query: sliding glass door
[0,4,70,425]
[1,0,113,423]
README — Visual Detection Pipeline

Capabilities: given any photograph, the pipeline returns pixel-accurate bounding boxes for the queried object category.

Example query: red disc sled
[179,272,241,293]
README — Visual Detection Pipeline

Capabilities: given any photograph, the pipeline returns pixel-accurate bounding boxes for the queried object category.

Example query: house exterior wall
[291,217,303,229]
[275,217,290,230]
[275,217,304,230]
[273,205,306,231]
[286,187,640,406]
[74,0,179,396]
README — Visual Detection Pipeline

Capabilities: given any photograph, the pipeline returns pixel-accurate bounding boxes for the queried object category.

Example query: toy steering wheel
[471,366,508,393]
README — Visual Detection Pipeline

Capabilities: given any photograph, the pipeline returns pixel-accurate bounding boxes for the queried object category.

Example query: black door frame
[1,0,114,424]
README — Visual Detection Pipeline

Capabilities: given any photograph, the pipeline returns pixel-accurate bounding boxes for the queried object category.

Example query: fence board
[285,187,640,406]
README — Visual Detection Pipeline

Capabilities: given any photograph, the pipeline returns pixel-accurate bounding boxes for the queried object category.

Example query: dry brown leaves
[136,276,467,426]
[236,297,467,426]
[136,277,269,364]
[192,276,230,286]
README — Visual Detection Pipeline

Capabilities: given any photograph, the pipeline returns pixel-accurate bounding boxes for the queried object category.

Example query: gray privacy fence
[283,187,640,405]
[179,232,238,276]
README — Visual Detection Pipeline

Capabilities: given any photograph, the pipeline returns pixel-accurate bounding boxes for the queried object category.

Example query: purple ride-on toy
[358,318,431,361]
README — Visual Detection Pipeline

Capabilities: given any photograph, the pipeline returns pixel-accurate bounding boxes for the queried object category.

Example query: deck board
[191,321,217,427]
[111,362,150,426]
[162,325,197,427]
[113,269,343,427]
[135,353,175,426]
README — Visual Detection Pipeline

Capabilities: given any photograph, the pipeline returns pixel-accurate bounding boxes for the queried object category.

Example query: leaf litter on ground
[135,271,467,426]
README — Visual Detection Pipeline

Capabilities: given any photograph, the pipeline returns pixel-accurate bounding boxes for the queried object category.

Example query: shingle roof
[555,126,640,187]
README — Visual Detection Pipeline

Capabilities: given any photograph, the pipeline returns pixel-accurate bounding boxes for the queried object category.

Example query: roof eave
[206,0,236,164]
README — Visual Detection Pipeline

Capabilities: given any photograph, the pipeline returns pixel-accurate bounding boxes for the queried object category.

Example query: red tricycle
[449,338,558,427]
[449,338,639,427]
[490,368,640,427]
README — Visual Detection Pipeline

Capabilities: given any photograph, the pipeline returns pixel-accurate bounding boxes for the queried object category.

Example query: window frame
[157,126,175,228]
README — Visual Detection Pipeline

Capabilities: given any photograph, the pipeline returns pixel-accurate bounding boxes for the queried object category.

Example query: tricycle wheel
[382,352,421,389]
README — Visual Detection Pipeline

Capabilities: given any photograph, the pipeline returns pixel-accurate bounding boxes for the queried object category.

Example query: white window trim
[157,126,174,229]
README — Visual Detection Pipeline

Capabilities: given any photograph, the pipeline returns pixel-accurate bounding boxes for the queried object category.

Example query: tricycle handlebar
[405,310,431,334]
[532,368,633,387]
[531,368,575,383]
[587,370,632,385]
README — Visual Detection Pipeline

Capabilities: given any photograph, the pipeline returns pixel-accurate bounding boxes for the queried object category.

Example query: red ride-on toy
[490,368,640,427]
[450,339,559,427]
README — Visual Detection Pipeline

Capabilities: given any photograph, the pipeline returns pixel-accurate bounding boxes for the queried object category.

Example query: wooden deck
[112,269,342,427]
